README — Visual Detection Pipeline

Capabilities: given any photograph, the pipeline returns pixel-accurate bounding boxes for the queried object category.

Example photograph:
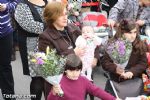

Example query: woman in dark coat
[38,1,100,99]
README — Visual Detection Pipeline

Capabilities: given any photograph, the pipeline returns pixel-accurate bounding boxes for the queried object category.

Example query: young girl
[101,19,148,99]
[75,26,102,81]
[48,54,120,100]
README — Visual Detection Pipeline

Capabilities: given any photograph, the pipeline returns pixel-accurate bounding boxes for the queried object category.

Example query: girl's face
[65,69,81,80]
[124,28,137,42]
[53,8,68,29]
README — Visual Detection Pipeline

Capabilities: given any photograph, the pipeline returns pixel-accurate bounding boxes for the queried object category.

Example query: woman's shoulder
[39,28,50,38]
[15,3,30,21]
[15,3,30,16]
[39,27,60,40]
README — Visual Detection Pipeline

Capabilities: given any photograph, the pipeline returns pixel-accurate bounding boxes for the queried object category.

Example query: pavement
[0,51,107,100]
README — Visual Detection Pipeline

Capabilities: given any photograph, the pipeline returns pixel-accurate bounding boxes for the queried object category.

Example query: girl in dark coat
[101,19,148,98]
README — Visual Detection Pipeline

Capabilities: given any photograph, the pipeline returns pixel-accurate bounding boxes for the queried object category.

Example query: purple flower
[37,58,44,65]
[105,38,132,64]
[107,44,114,52]
[118,41,125,55]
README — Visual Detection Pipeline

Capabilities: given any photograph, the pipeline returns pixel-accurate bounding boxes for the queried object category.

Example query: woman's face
[53,8,68,29]
[124,28,137,42]
[65,69,81,80]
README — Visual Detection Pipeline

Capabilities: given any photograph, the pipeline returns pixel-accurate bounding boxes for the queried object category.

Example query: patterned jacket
[108,0,150,24]
[15,3,44,34]
[15,2,47,51]
[139,7,150,24]
[14,2,46,75]
[0,0,20,38]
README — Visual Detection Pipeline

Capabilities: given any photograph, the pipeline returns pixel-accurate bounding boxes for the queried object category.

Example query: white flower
[35,52,47,60]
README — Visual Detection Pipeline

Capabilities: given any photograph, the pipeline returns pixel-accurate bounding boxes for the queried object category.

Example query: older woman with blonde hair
[38,1,100,99]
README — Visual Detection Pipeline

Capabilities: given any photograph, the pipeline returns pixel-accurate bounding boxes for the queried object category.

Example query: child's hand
[52,85,61,95]
[91,58,97,68]
[121,71,133,79]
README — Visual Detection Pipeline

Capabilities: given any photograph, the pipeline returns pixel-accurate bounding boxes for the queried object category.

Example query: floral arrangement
[28,47,66,96]
[105,37,132,69]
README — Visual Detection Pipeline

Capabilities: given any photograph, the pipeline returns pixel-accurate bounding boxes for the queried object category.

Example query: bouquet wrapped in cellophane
[28,47,66,96]
[105,37,132,69]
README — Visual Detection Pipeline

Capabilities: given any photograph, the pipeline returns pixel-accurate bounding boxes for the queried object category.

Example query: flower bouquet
[28,47,66,97]
[68,0,82,16]
[105,37,132,69]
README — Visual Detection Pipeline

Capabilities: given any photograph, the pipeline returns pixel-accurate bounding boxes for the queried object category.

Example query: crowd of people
[0,0,150,100]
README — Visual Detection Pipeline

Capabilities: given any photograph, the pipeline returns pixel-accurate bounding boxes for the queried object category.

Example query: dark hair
[113,19,148,55]
[114,19,138,38]
[64,54,82,71]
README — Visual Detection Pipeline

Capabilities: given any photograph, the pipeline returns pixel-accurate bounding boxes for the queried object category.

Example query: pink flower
[37,58,44,65]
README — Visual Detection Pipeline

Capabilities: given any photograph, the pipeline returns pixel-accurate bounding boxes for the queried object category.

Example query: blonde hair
[43,2,66,26]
